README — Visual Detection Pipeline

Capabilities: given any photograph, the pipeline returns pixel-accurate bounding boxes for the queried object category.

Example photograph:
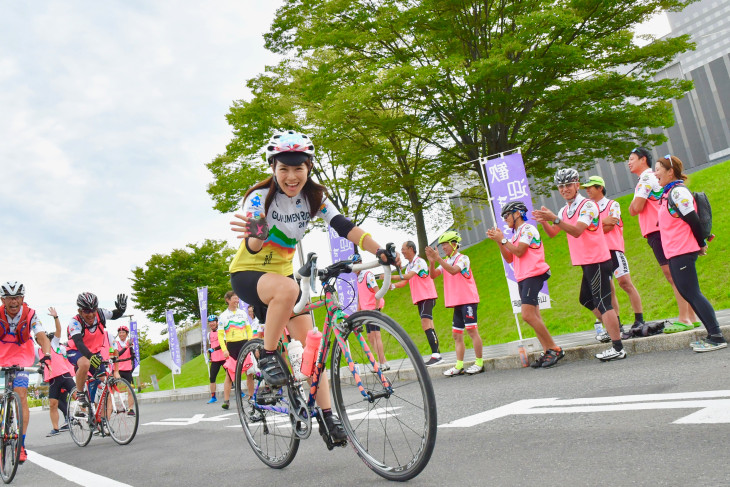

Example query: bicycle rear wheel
[234,339,299,469]
[103,378,139,445]
[0,393,23,484]
[67,387,93,447]
[331,310,437,481]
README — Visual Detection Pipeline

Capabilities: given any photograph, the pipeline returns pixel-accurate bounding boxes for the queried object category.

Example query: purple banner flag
[165,310,182,374]
[129,319,140,376]
[327,226,357,315]
[197,287,209,364]
[482,153,550,312]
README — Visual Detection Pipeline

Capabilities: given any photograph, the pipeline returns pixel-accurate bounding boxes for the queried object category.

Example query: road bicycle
[67,359,139,447]
[234,245,437,481]
[0,365,40,484]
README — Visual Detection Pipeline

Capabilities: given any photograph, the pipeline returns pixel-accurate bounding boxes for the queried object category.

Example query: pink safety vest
[562,199,611,266]
[442,253,480,308]
[600,200,624,252]
[67,312,108,355]
[0,337,35,368]
[406,257,438,305]
[357,271,384,310]
[44,349,76,381]
[115,338,134,372]
[658,193,700,259]
[510,224,550,282]
[209,330,225,362]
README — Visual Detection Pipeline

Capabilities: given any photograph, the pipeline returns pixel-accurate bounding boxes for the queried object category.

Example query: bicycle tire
[103,378,139,445]
[0,392,23,484]
[234,339,300,469]
[331,310,437,481]
[67,387,93,447]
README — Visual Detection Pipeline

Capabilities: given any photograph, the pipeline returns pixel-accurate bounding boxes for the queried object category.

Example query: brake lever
[385,242,403,279]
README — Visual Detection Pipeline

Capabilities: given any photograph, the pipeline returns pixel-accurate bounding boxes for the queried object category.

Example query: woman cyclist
[229,130,399,443]
[654,155,727,352]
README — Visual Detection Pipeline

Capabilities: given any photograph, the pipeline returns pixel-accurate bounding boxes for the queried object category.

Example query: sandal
[663,321,694,334]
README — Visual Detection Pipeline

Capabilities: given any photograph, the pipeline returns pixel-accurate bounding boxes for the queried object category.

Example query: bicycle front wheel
[0,392,23,484]
[67,387,93,447]
[331,310,437,481]
[103,378,139,445]
[234,339,299,469]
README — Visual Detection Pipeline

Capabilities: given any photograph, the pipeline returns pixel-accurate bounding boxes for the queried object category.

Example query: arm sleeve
[330,214,355,238]
[218,328,228,353]
[72,334,93,359]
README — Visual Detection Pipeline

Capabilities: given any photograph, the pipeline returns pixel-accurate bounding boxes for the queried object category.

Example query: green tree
[266,0,695,193]
[131,239,235,325]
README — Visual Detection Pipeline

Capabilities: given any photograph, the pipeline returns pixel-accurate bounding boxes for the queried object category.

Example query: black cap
[272,152,311,166]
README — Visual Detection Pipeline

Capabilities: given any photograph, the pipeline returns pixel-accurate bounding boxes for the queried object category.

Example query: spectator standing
[206,315,225,403]
[247,305,264,339]
[42,307,75,436]
[533,169,626,361]
[391,241,442,366]
[355,254,389,370]
[654,155,727,352]
[487,201,564,368]
[627,147,698,332]
[217,291,254,410]
[425,231,485,376]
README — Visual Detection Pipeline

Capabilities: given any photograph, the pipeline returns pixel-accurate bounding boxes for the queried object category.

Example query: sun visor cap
[273,152,311,166]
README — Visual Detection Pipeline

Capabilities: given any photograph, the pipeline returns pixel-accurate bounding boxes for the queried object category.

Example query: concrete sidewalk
[137,309,730,405]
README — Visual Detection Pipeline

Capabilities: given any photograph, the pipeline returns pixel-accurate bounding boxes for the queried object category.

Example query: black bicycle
[0,365,40,484]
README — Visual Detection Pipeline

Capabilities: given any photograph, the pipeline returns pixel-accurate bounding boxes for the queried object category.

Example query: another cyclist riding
[66,292,127,408]
[113,324,137,416]
[229,130,400,442]
[0,281,52,463]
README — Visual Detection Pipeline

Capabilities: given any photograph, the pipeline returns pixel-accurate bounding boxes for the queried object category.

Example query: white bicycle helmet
[265,130,315,165]
[554,168,580,185]
[0,281,25,297]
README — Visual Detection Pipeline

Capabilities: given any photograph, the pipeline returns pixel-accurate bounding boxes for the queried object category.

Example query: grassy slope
[138,356,172,387]
[145,161,730,390]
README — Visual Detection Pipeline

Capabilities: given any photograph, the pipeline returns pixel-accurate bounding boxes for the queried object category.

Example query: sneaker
[541,348,565,368]
[46,429,60,437]
[59,423,69,432]
[221,401,229,410]
[691,337,728,353]
[595,331,611,343]
[127,409,136,416]
[465,364,484,375]
[595,347,627,362]
[530,353,547,369]
[323,414,347,443]
[207,396,217,404]
[258,354,288,386]
[379,363,391,371]
[425,355,444,367]
[443,366,465,377]
[19,446,27,464]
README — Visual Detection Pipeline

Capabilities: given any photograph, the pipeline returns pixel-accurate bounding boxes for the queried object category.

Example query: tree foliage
[131,239,235,325]
[265,0,695,193]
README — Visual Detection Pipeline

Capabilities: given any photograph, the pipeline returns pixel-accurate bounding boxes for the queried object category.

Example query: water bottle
[96,380,106,403]
[594,319,605,337]
[300,329,322,377]
[517,343,529,368]
[287,339,307,381]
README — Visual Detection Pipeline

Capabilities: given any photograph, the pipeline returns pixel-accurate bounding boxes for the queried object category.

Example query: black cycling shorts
[416,298,436,319]
[48,373,75,401]
[518,272,550,307]
[209,360,225,383]
[118,370,133,385]
[231,271,301,323]
[646,231,669,266]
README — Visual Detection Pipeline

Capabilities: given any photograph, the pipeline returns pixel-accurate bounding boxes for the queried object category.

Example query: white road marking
[27,450,132,487]
[440,390,730,427]
[143,412,236,426]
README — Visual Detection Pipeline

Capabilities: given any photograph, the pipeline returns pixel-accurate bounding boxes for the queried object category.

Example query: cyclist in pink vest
[113,324,137,416]
[425,231,485,376]
[627,147,697,332]
[655,155,726,352]
[206,314,226,403]
[582,175,646,339]
[534,169,626,362]
[487,201,564,368]
[391,241,442,366]
[355,254,389,370]
[41,306,76,436]
[0,281,52,463]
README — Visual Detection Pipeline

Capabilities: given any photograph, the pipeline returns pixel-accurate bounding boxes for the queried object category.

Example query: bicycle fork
[334,328,393,402]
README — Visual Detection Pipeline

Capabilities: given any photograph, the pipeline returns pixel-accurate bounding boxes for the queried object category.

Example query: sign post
[165,310,182,391]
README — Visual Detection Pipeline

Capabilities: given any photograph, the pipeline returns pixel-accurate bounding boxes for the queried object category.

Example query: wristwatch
[500,238,508,245]
[553,217,561,225]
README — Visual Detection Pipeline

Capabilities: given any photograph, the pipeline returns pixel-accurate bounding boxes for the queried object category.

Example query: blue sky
[0,3,670,341]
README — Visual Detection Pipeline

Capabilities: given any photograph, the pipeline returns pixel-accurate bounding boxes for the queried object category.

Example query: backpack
[668,185,714,242]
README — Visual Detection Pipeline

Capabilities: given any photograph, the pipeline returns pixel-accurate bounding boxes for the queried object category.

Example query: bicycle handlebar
[293,254,394,314]
[1,365,43,374]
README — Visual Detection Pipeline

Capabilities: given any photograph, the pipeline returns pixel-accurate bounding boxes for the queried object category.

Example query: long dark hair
[243,159,328,218]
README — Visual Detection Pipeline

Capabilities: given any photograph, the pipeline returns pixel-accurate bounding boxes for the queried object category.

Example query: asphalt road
[17,348,730,486]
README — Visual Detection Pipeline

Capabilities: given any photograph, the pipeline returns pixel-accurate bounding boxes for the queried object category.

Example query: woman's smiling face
[274,161,309,197]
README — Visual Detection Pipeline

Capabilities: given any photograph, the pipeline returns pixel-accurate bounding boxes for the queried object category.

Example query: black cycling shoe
[324,414,348,443]
[258,354,288,386]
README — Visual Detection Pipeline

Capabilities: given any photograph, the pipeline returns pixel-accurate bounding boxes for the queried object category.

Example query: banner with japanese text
[197,287,208,364]
[130,319,141,377]
[328,227,358,316]
[482,153,550,313]
[165,310,182,374]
